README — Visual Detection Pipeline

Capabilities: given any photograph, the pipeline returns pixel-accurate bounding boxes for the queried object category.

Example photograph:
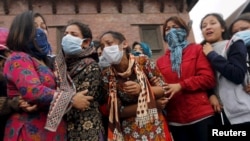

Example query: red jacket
[156,43,216,124]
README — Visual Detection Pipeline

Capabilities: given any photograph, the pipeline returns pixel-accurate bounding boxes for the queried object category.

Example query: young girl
[201,13,250,126]
[229,12,250,36]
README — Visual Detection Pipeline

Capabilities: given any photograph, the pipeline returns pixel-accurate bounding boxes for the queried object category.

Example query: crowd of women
[0,10,249,141]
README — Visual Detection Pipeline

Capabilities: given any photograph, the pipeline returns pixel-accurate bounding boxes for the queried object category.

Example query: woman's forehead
[101,34,117,42]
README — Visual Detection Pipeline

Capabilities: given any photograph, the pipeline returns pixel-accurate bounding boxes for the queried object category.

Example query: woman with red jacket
[156,16,216,141]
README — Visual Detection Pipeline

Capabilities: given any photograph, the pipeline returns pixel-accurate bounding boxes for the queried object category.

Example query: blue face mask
[61,34,85,55]
[28,28,52,60]
[132,51,142,56]
[165,28,187,48]
[164,28,188,78]
[233,29,250,47]
[35,28,52,54]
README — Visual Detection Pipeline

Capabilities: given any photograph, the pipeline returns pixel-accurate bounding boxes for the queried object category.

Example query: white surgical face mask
[102,45,123,64]
[98,55,110,68]
[233,29,250,47]
[61,34,85,55]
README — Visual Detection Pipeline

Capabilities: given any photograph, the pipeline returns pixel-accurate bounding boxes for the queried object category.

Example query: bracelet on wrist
[120,105,125,113]
[162,86,168,95]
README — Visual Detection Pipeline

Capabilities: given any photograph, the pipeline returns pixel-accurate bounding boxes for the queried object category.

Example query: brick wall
[0,0,195,58]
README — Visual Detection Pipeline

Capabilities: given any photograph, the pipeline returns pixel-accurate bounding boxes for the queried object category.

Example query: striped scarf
[108,54,158,140]
[45,49,76,132]
[165,28,188,78]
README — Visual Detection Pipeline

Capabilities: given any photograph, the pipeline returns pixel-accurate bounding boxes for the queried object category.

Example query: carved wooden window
[139,25,163,52]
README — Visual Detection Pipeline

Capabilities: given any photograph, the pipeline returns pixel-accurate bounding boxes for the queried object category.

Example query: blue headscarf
[28,28,52,60]
[165,28,188,78]
[140,42,152,58]
[132,42,152,58]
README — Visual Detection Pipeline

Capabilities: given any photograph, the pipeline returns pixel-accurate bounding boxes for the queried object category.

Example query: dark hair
[132,41,140,49]
[132,41,152,58]
[100,30,131,53]
[0,46,10,61]
[0,51,6,61]
[66,20,93,39]
[100,31,126,44]
[6,11,52,68]
[162,16,190,41]
[6,11,36,53]
[92,40,104,55]
[200,13,230,40]
[92,40,102,49]
[229,12,250,36]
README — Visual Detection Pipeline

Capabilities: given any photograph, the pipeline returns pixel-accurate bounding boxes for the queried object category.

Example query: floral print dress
[101,54,172,141]
[65,54,105,141]
[3,52,67,141]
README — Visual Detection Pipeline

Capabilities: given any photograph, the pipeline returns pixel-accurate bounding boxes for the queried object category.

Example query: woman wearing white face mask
[61,20,105,141]
[229,13,250,94]
[99,31,173,141]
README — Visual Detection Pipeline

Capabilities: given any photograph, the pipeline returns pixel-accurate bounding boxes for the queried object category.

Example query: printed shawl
[65,46,98,77]
[108,54,158,141]
[45,49,76,132]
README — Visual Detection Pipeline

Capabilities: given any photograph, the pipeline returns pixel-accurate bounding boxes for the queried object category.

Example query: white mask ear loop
[0,55,7,60]
[220,112,224,125]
